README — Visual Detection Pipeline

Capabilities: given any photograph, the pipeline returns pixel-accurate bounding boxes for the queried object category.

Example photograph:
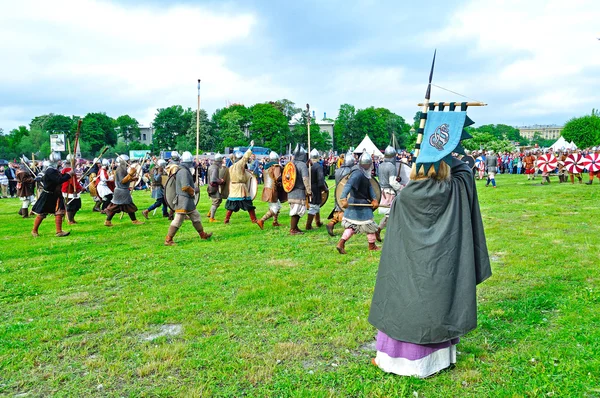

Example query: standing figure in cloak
[376,146,405,241]
[31,152,75,237]
[16,162,36,218]
[257,151,287,229]
[96,159,114,213]
[523,151,536,180]
[142,159,169,219]
[206,153,228,222]
[164,151,212,245]
[224,141,260,226]
[61,155,84,225]
[287,144,311,235]
[326,150,355,236]
[368,109,491,378]
[306,149,327,230]
[336,151,380,254]
[104,155,143,227]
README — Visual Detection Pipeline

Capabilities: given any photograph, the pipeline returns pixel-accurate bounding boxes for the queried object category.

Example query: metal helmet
[384,145,396,158]
[344,150,355,167]
[214,153,224,162]
[93,157,100,164]
[310,148,320,160]
[181,151,194,163]
[116,154,129,166]
[157,159,167,168]
[170,151,180,161]
[49,151,61,164]
[269,151,279,162]
[42,160,50,168]
[293,144,308,162]
[234,150,244,160]
[102,159,110,167]
[359,150,372,168]
[66,154,74,163]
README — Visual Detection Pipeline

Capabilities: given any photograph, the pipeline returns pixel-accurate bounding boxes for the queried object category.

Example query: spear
[414,50,436,161]
[66,120,82,205]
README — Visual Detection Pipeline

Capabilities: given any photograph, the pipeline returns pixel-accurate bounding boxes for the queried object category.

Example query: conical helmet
[310,148,320,160]
[214,153,223,162]
[294,144,308,162]
[359,150,372,168]
[269,151,279,161]
[384,146,396,158]
[343,150,355,167]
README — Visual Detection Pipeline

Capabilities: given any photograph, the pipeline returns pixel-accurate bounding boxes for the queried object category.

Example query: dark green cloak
[368,157,491,344]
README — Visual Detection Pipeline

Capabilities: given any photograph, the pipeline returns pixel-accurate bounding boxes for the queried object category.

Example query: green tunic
[368,157,491,344]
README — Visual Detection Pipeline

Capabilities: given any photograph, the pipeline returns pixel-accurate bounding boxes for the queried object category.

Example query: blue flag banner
[416,111,471,174]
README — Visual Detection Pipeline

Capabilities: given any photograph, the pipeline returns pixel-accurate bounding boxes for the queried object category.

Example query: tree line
[2,100,595,161]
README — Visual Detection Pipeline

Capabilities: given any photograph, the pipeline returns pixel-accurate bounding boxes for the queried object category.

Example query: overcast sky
[1,0,598,132]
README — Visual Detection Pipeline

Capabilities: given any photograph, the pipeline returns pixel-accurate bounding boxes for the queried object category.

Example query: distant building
[518,124,563,140]
[116,125,153,146]
[289,111,334,149]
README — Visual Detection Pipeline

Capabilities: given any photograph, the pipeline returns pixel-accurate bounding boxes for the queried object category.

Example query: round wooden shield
[164,171,200,212]
[282,162,296,193]
[246,171,258,200]
[160,174,169,188]
[320,189,329,207]
[334,172,381,209]
[463,155,476,170]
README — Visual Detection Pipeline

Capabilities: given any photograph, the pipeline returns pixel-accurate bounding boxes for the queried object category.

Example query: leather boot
[578,176,583,183]
[249,209,258,224]
[305,214,314,230]
[18,208,23,216]
[165,225,178,246]
[22,208,29,218]
[290,215,304,235]
[93,202,101,212]
[32,215,43,237]
[55,215,70,237]
[375,228,382,243]
[224,210,233,224]
[368,242,381,251]
[199,231,213,240]
[104,220,113,227]
[67,212,77,225]
[315,213,323,228]
[336,239,347,254]
[326,222,335,236]
[585,180,593,185]
[142,209,149,219]
[272,212,281,227]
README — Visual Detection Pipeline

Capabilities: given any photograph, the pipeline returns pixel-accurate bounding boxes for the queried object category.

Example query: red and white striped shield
[564,153,585,174]
[583,153,600,173]
[536,153,557,173]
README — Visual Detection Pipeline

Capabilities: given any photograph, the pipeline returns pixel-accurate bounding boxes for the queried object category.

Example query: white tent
[550,136,570,151]
[568,141,578,150]
[353,135,383,157]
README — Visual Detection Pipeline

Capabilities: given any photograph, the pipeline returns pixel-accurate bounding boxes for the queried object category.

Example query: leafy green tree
[271,99,301,121]
[249,103,290,153]
[187,109,219,153]
[529,132,555,149]
[352,107,410,150]
[219,110,247,151]
[152,105,194,151]
[115,115,141,143]
[212,104,251,133]
[81,113,117,153]
[333,104,357,152]
[562,110,600,149]
[30,114,54,132]
[45,115,75,139]
[291,108,331,151]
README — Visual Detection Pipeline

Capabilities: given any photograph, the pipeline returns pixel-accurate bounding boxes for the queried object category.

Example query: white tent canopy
[550,136,576,151]
[353,135,383,157]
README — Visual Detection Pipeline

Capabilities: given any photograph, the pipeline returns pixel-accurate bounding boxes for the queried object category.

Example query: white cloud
[0,0,290,127]
[426,0,600,124]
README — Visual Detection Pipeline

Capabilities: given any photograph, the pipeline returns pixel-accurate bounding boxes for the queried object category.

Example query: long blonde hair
[410,161,451,181]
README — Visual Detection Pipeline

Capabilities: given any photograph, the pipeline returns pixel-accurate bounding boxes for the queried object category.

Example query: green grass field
[1,175,599,397]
